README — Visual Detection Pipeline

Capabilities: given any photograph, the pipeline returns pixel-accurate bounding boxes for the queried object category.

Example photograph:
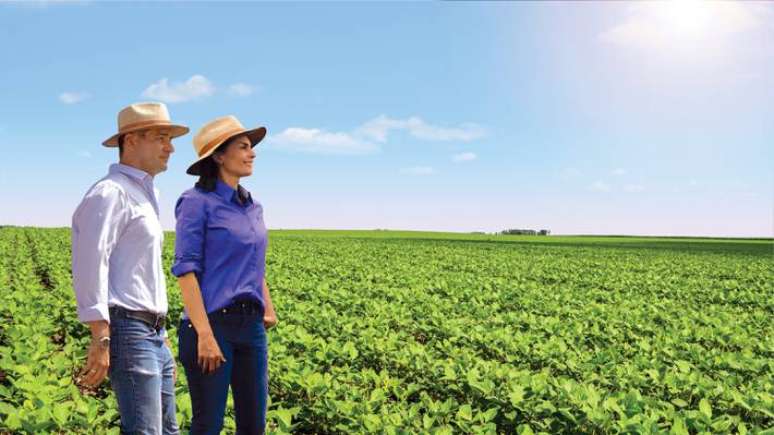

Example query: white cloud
[269,127,378,155]
[228,83,255,97]
[77,150,92,159]
[268,115,486,155]
[612,168,626,176]
[623,184,645,193]
[590,181,611,192]
[452,152,477,162]
[357,115,486,143]
[599,2,769,49]
[357,116,404,142]
[401,166,435,176]
[59,91,90,104]
[141,75,215,103]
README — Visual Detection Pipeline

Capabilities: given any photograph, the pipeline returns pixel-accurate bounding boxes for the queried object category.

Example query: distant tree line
[501,229,551,236]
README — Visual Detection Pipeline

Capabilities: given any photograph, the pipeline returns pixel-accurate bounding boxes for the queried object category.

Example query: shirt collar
[110,163,153,185]
[214,179,253,205]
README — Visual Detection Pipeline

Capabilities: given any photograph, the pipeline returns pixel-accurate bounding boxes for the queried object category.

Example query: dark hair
[118,130,144,157]
[194,154,222,192]
[195,138,234,192]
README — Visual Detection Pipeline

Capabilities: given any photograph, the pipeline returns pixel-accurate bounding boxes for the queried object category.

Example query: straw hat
[103,102,189,147]
[187,115,267,176]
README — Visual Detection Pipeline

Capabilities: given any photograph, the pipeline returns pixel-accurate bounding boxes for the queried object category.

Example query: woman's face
[215,134,255,178]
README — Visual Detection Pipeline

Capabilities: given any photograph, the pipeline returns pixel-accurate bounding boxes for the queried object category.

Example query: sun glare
[659,0,714,39]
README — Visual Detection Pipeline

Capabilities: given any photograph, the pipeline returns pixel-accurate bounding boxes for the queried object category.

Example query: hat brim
[186,126,267,176]
[102,124,190,147]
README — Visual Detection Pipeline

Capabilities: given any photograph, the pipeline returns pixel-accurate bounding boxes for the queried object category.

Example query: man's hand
[263,312,278,329]
[197,332,226,374]
[79,321,110,389]
[79,338,110,388]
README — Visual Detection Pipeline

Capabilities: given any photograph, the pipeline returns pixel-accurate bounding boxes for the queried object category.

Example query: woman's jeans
[179,304,268,435]
[109,310,179,435]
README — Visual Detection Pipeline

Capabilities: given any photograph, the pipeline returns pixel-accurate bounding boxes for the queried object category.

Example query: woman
[172,115,278,434]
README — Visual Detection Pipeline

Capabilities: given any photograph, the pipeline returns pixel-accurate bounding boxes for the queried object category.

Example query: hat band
[198,128,245,157]
[119,119,172,133]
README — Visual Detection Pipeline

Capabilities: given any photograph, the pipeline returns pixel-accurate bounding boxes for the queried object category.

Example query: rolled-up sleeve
[172,192,206,277]
[71,183,127,323]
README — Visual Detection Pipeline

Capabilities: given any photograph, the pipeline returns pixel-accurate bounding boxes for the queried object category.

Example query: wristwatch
[96,336,111,349]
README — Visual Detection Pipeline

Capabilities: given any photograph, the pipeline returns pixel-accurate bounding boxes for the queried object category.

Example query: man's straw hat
[103,102,189,147]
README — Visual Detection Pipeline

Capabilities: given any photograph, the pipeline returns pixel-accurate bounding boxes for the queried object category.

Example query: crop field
[0,226,772,434]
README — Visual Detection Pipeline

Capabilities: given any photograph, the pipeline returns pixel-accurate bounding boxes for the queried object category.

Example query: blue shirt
[171,180,267,315]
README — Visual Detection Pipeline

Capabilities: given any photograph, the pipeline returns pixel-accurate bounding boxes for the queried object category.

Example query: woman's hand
[263,312,278,329]
[197,332,226,373]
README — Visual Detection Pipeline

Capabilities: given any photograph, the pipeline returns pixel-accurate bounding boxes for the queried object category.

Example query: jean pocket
[113,318,156,343]
[177,320,198,369]
[112,339,162,378]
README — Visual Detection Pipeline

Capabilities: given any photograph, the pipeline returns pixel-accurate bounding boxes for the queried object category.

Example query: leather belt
[215,300,263,316]
[109,306,166,331]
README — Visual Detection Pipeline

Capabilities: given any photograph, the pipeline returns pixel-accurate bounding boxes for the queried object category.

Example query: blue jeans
[109,311,179,434]
[178,308,268,435]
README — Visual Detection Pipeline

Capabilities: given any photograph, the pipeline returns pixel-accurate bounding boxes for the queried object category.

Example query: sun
[658,0,715,39]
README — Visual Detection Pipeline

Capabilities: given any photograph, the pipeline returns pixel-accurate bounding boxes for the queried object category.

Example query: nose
[166,141,175,154]
[249,148,256,158]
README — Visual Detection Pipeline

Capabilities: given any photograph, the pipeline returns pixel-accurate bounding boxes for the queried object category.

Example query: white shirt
[71,163,167,323]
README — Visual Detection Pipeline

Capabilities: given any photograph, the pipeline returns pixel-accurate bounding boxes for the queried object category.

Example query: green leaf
[710,417,732,432]
[457,404,472,421]
[670,416,689,435]
[363,414,380,432]
[477,407,498,423]
[4,410,22,430]
[698,398,712,420]
[509,386,525,406]
[52,403,69,425]
[423,414,436,430]
[671,398,689,408]
[675,360,691,373]
[273,408,296,428]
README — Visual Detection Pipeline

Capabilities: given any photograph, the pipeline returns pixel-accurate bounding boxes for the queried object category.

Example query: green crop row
[0,227,771,433]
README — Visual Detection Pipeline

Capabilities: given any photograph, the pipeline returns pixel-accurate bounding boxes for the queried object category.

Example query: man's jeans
[178,308,268,435]
[109,311,179,434]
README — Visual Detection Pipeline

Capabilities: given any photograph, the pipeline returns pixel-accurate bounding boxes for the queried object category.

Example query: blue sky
[0,1,771,236]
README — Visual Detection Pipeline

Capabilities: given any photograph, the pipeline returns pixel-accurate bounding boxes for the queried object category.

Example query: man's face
[125,127,174,176]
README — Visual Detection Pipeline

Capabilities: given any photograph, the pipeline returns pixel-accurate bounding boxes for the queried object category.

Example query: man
[72,102,188,434]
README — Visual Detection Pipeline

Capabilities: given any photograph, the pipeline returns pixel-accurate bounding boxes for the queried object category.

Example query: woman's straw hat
[187,115,267,176]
